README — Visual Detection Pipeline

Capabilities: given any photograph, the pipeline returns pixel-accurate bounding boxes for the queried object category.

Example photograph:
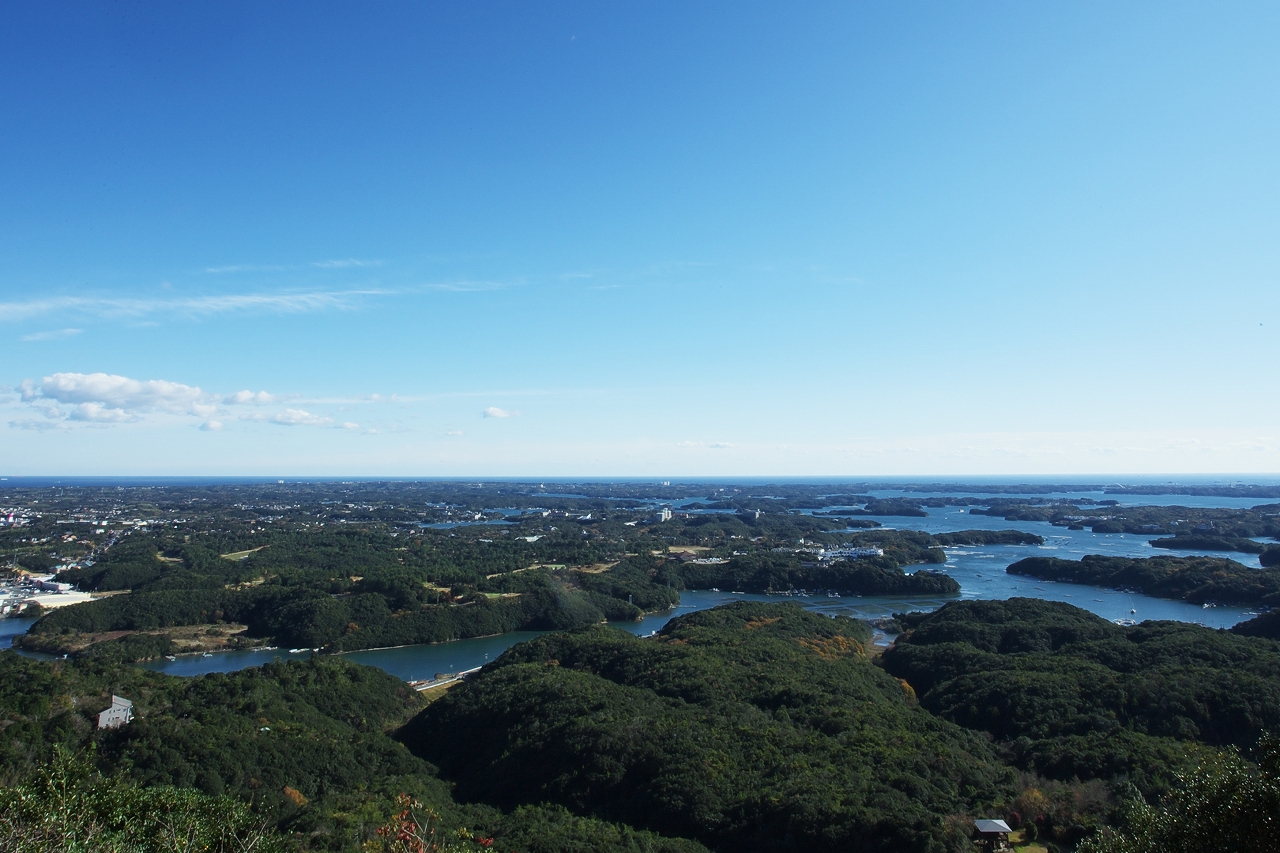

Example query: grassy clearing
[484,563,565,579]
[220,546,268,561]
[1007,830,1048,853]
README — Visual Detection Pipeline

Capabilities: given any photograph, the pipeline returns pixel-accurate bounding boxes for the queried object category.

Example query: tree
[1078,734,1280,853]
[0,746,282,853]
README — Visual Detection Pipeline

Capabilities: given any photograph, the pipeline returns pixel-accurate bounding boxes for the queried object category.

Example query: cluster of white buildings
[772,543,886,562]
[0,572,94,616]
[0,510,34,527]
[818,546,885,562]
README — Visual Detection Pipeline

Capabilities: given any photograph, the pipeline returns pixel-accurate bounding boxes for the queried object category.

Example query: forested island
[931,529,1045,546]
[970,500,1280,549]
[1006,555,1280,606]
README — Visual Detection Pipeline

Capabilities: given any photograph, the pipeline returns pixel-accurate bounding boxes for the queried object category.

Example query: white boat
[201,652,212,658]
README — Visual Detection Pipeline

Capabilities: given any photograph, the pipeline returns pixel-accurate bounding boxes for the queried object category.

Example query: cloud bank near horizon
[11,372,357,433]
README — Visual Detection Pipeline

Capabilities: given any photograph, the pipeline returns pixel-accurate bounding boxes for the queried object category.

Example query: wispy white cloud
[446,430,464,436]
[2,276,534,326]
[312,259,382,269]
[20,328,82,342]
[9,371,362,433]
[423,280,518,293]
[225,390,277,405]
[273,409,331,426]
[70,402,134,423]
[9,418,65,432]
[241,408,335,427]
[203,264,292,274]
[0,290,390,323]
[483,406,515,418]
[22,373,210,420]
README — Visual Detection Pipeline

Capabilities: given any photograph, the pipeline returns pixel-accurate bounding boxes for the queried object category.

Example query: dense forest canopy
[4,592,1279,852]
[882,599,1280,800]
[0,650,707,853]
[401,602,1014,853]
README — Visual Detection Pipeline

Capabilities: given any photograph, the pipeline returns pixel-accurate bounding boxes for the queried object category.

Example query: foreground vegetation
[1077,734,1280,853]
[6,481,1280,851]
[5,596,1280,852]
[0,649,705,853]
[882,599,1280,798]
[400,602,1011,853]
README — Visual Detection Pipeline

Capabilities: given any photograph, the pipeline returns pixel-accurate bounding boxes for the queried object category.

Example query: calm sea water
[4,493,1271,680]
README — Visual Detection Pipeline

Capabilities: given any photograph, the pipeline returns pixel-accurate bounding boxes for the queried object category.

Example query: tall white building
[97,696,134,730]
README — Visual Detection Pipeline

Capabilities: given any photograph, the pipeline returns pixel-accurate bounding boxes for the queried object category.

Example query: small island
[1149,534,1269,554]
[932,529,1045,546]
[1006,555,1280,606]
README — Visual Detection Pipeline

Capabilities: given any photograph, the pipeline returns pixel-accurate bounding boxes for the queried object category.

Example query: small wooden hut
[972,819,1012,851]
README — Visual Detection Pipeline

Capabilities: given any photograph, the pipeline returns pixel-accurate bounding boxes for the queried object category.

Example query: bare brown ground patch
[18,623,257,656]
[797,635,864,660]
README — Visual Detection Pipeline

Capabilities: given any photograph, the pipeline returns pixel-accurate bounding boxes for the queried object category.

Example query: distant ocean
[4,474,1280,487]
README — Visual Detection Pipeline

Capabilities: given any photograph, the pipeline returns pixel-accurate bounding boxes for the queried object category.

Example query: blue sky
[2,2,1277,476]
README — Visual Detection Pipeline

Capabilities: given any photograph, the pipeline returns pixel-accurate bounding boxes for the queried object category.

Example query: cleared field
[484,563,565,579]
[220,546,268,561]
[576,562,618,574]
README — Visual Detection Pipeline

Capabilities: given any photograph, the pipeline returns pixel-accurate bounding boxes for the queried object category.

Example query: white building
[819,546,885,562]
[97,696,134,730]
[35,579,72,592]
